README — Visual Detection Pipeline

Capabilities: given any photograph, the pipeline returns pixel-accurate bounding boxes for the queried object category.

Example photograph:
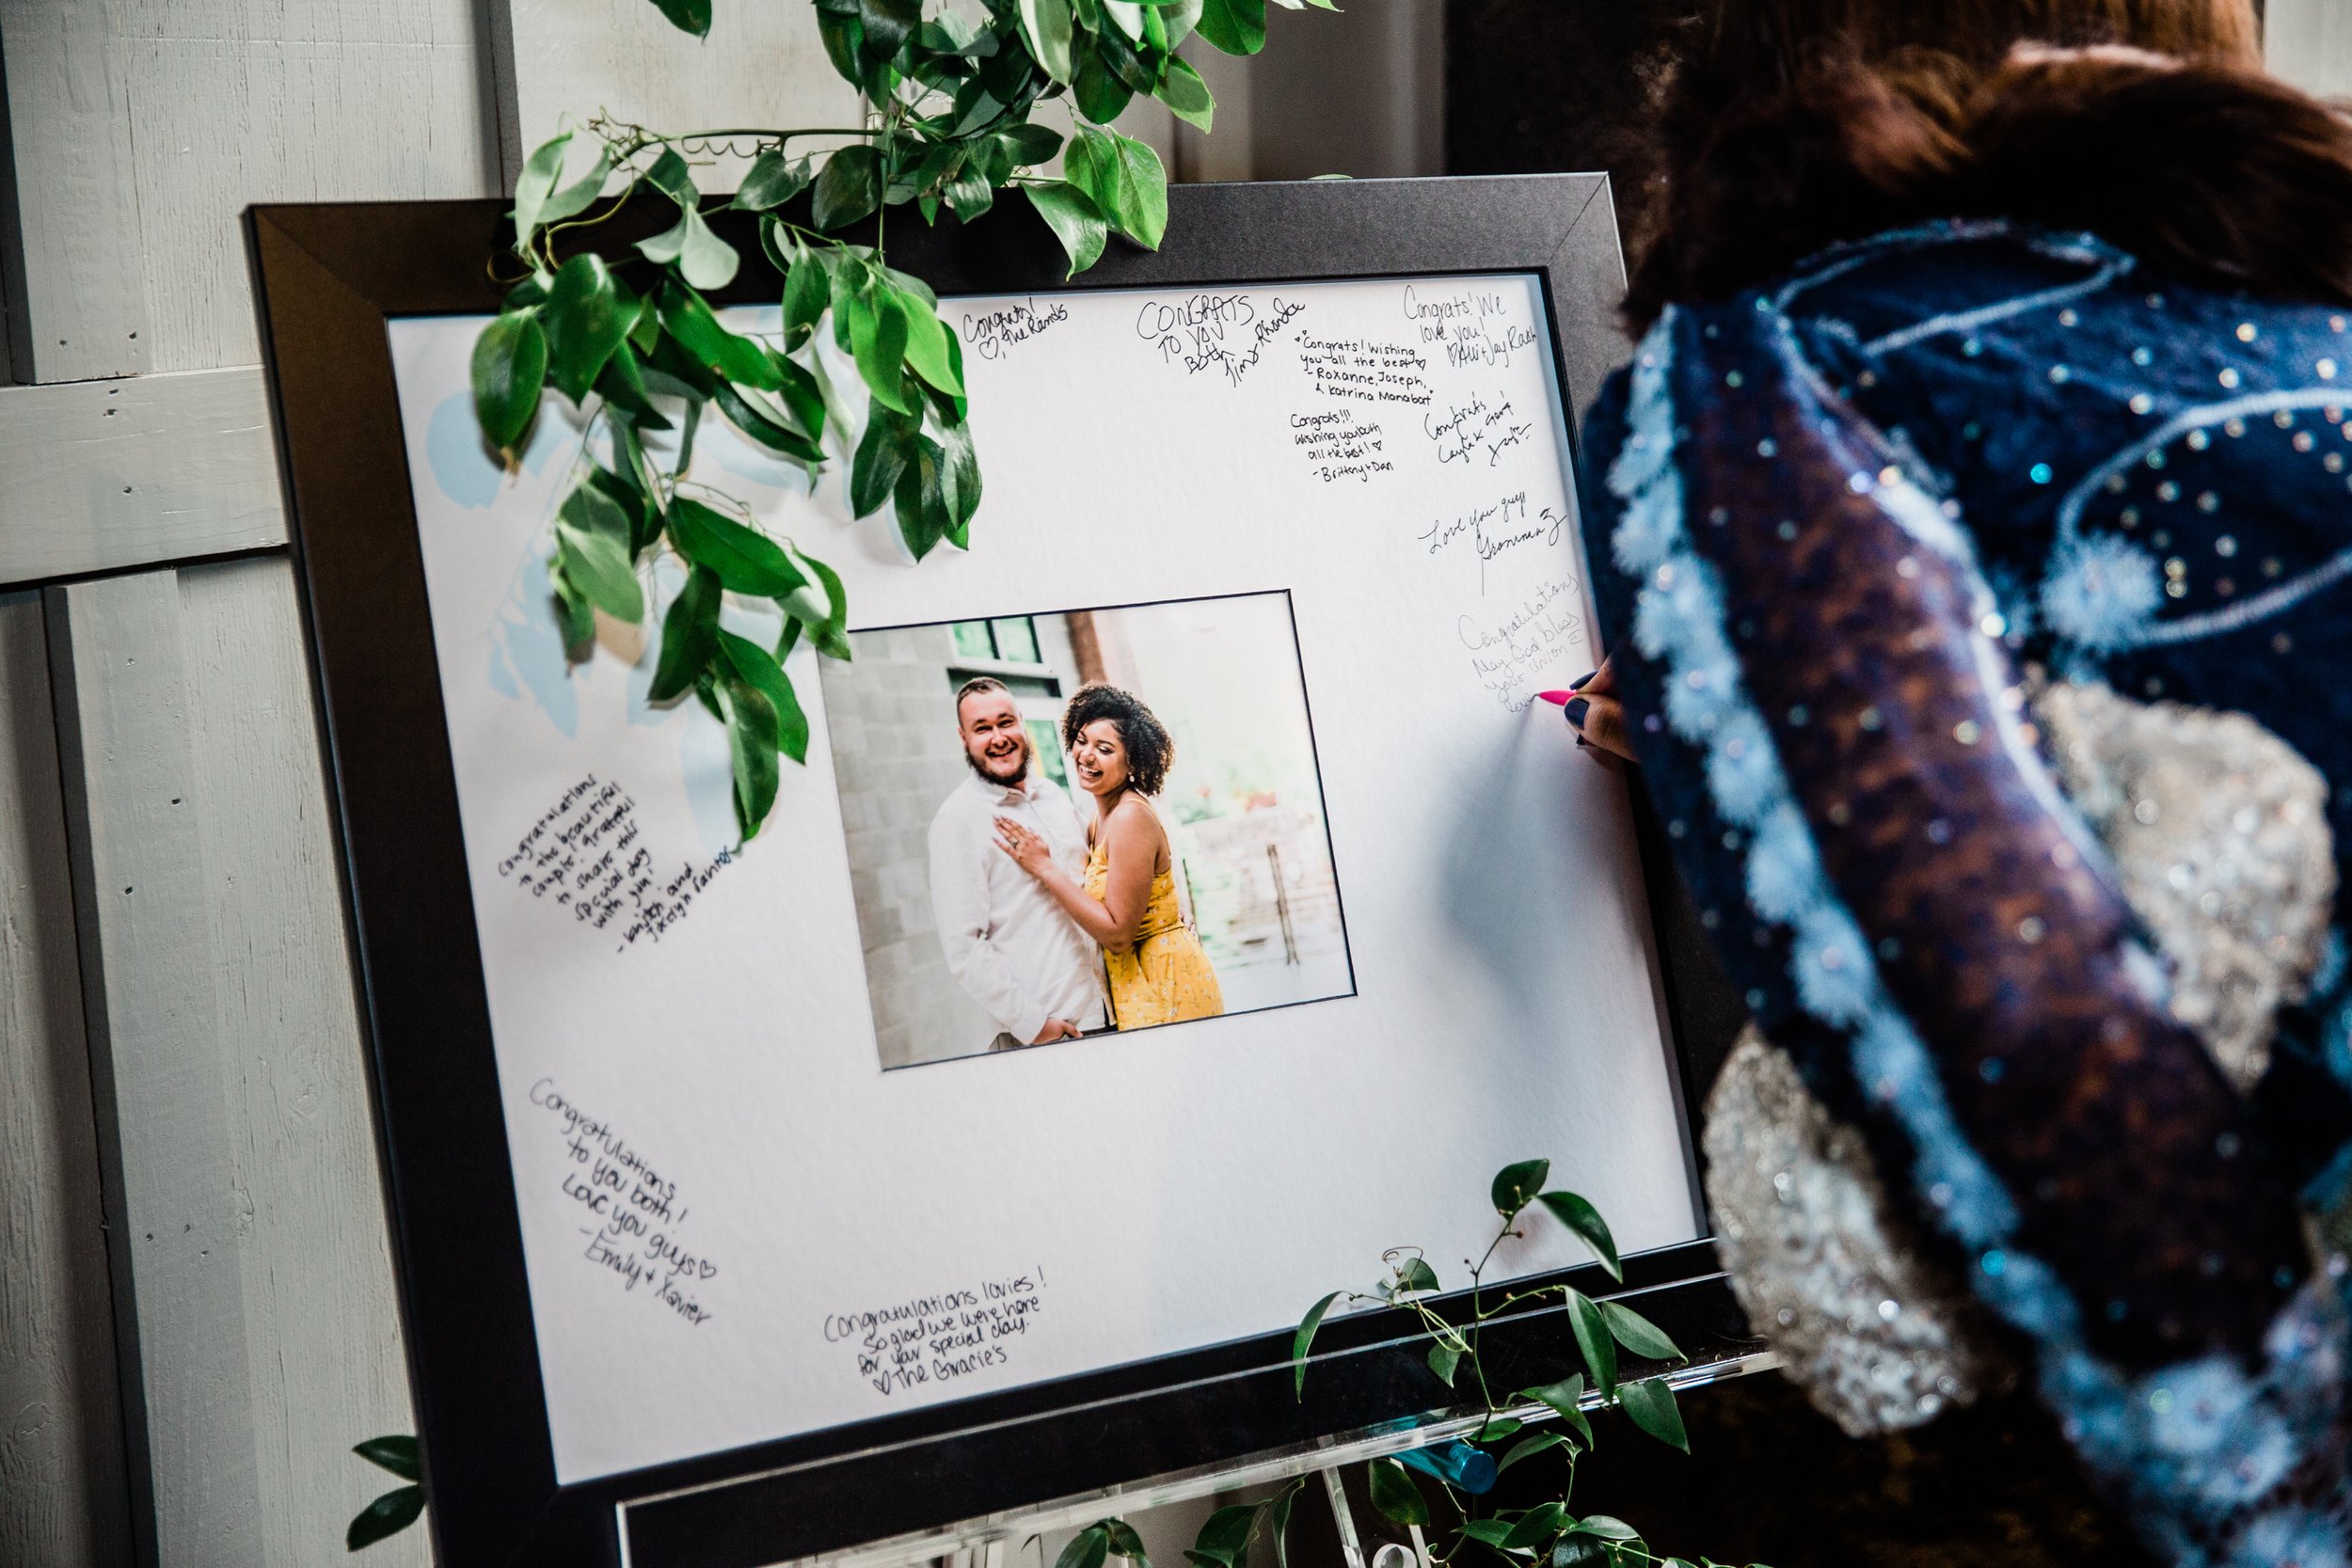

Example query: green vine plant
[1050,1162,1772,1568]
[469,0,1333,844]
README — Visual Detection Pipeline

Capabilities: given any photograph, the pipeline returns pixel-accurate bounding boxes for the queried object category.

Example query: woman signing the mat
[1557,2,2352,1561]
[994,683,1224,1031]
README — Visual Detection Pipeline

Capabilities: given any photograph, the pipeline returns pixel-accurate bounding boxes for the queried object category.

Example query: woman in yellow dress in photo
[993,682,1224,1031]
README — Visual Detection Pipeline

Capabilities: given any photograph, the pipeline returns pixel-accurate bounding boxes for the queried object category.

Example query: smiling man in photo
[927,678,1106,1052]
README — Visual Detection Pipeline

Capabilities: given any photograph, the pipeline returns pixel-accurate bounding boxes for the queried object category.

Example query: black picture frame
[246,175,1756,1568]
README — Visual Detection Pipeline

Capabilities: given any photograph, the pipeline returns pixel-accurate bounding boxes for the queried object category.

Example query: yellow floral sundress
[1084,839,1224,1029]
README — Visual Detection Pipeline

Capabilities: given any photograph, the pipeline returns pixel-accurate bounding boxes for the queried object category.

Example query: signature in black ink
[961,298,1070,360]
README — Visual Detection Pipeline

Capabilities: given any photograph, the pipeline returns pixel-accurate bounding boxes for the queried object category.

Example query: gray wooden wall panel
[0,0,497,386]
[0,0,152,383]
[0,590,133,1568]
[47,564,427,1568]
[0,369,285,588]
[2268,0,2352,96]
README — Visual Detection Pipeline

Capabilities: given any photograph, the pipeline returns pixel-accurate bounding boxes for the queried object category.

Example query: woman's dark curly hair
[1060,682,1175,797]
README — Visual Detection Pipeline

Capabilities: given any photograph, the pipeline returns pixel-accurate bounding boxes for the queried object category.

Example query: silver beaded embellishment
[2035,681,2336,1094]
[1704,1027,2014,1436]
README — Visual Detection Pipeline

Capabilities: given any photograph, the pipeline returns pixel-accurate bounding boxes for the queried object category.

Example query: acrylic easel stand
[672,1348,1777,1568]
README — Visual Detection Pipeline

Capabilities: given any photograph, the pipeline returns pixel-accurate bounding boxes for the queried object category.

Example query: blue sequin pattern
[1580,221,2352,1564]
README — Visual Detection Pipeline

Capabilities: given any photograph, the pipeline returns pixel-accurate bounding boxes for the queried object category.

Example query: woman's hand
[993,816,1055,878]
[1565,659,1636,762]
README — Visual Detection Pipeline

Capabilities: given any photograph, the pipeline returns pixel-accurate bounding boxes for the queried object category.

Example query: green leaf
[1073,48,1135,123]
[1154,55,1215,130]
[936,415,981,531]
[784,249,831,345]
[719,630,809,765]
[993,121,1065,166]
[1024,182,1108,278]
[542,150,612,230]
[660,281,783,389]
[787,547,852,659]
[894,435,952,558]
[1491,1159,1550,1217]
[897,288,963,395]
[943,162,995,223]
[666,498,806,594]
[551,566,596,649]
[1523,1374,1594,1445]
[858,0,922,60]
[1535,1192,1622,1281]
[768,346,826,437]
[715,672,782,839]
[734,149,815,211]
[1391,1256,1439,1295]
[1162,0,1204,47]
[649,564,722,703]
[1064,127,1167,248]
[555,485,644,623]
[511,132,572,240]
[1426,1340,1460,1386]
[640,202,741,291]
[1018,0,1076,83]
[1103,1519,1151,1565]
[471,312,547,453]
[542,254,636,404]
[644,0,712,37]
[353,1435,420,1481]
[852,406,915,518]
[1187,1502,1257,1568]
[1567,1516,1645,1542]
[813,145,884,230]
[1292,1290,1343,1399]
[1497,1432,1572,1472]
[1092,11,1156,93]
[1566,1290,1617,1398]
[1600,1301,1681,1364]
[346,1483,424,1551]
[713,379,823,463]
[1616,1379,1689,1453]
[644,146,696,200]
[847,289,915,414]
[1194,0,1266,54]
[1457,1519,1518,1550]
[1551,1543,1612,1568]
[1366,1457,1428,1528]
[594,341,670,427]
[1265,1481,1301,1568]
[1502,1503,1567,1551]
[1475,1417,1523,1442]
[1057,1527,1112,1568]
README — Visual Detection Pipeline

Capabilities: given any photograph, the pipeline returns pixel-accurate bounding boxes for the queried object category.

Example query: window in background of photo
[949,615,1068,788]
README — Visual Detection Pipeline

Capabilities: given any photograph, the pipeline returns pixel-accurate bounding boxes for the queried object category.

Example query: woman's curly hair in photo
[1061,682,1175,797]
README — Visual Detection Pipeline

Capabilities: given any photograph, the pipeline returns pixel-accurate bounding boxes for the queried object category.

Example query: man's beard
[966,726,1033,784]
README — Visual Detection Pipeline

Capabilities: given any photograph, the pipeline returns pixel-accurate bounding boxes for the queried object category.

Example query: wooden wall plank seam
[0,588,136,1568]
[0,0,152,383]
[0,369,287,590]
[46,570,262,1568]
[46,563,429,1568]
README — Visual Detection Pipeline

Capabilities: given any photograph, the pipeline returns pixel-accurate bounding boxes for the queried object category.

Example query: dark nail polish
[1563,696,1590,728]
[1575,736,1589,749]
[1569,670,1597,690]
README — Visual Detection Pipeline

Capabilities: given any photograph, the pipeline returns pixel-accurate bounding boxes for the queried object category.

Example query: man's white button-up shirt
[927,769,1105,1046]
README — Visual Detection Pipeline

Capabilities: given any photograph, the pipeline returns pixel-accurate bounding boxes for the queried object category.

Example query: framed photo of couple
[253,177,1750,1568]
